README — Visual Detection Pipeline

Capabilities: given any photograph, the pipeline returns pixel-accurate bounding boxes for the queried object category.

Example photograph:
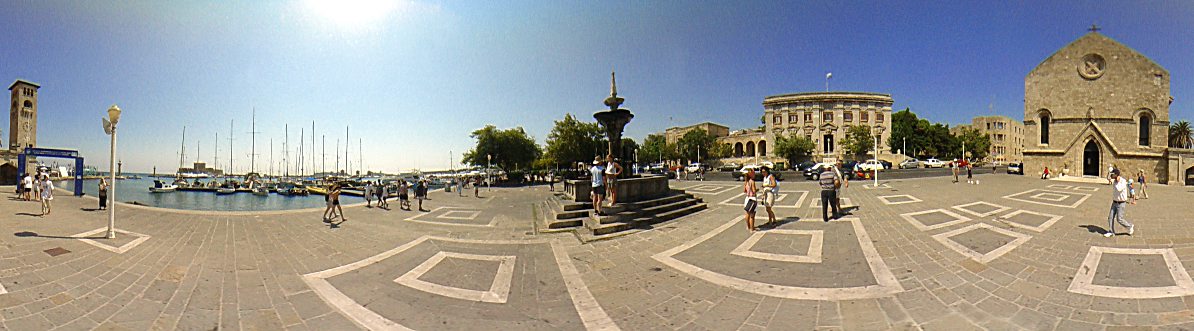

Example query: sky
[2,1,1193,174]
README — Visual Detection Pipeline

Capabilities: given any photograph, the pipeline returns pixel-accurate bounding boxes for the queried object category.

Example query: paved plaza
[3,173,1194,330]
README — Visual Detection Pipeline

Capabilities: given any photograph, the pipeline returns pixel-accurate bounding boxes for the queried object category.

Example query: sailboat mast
[322,135,326,176]
[359,138,363,176]
[229,119,234,177]
[270,138,274,177]
[179,126,186,173]
[296,127,300,176]
[284,124,289,177]
[251,108,256,174]
[345,126,350,176]
[311,121,316,177]
[335,138,340,175]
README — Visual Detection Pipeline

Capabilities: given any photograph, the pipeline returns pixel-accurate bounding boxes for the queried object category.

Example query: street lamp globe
[107,104,122,124]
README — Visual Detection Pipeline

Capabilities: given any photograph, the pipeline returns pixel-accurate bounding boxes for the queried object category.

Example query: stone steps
[540,190,708,243]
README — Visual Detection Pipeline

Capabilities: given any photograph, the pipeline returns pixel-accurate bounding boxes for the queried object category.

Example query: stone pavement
[1,173,1194,330]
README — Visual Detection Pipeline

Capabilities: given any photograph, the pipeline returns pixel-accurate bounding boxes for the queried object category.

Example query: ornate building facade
[1021,30,1187,183]
[763,92,894,163]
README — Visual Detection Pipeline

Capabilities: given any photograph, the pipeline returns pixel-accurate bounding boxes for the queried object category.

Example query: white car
[685,163,704,173]
[922,158,946,168]
[857,160,885,172]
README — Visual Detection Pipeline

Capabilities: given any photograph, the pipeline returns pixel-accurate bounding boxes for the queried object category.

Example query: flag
[826,72,833,79]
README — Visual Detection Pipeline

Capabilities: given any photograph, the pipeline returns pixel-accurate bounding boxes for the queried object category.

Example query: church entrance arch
[1083,140,1100,177]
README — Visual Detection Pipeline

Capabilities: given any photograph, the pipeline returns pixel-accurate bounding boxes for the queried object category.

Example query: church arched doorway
[1083,140,1100,177]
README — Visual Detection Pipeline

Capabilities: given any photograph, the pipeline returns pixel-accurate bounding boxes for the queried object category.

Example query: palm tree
[1170,120,1193,148]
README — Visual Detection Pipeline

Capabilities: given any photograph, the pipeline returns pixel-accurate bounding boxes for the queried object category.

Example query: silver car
[898,158,920,169]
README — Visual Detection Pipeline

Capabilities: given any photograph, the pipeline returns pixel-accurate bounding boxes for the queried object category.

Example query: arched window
[734,143,744,157]
[758,141,767,156]
[746,141,756,156]
[22,100,32,108]
[1139,114,1151,146]
[1040,114,1050,145]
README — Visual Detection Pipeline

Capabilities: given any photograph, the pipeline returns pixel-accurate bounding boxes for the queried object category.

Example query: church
[1023,27,1193,185]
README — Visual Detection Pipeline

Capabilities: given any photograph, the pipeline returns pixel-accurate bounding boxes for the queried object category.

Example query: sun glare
[305,0,401,28]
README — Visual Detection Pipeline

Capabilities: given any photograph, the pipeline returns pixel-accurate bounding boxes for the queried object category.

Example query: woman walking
[40,175,54,216]
[399,180,411,210]
[743,168,759,232]
[379,182,390,209]
[1137,170,1149,199]
[98,178,109,210]
[761,167,778,226]
[323,184,337,221]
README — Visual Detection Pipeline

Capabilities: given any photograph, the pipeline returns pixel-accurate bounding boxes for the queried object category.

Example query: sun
[305,0,401,28]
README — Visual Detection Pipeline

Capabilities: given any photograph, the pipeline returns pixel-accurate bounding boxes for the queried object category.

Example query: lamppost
[102,105,122,239]
[486,154,492,192]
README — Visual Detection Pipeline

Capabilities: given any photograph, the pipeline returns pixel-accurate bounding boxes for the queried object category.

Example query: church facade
[1022,29,1187,184]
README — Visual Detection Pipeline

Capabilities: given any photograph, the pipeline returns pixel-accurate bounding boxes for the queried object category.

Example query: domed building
[1023,27,1191,184]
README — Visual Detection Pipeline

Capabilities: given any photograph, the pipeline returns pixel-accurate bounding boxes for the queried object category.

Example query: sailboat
[149,179,177,193]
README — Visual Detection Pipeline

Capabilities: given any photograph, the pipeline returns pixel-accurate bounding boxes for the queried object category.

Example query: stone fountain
[539,71,707,242]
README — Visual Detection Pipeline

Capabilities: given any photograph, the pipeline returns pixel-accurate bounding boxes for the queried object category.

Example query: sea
[55,176,363,211]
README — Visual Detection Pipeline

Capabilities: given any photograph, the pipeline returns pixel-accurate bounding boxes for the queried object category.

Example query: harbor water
[57,177,363,211]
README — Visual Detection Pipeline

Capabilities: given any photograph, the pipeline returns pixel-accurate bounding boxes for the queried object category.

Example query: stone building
[717,128,770,166]
[763,92,894,163]
[664,122,729,145]
[955,115,1025,164]
[1,79,40,184]
[1021,29,1187,183]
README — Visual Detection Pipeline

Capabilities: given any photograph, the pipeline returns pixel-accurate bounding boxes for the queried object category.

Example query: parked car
[734,164,783,181]
[685,163,705,173]
[922,158,947,168]
[803,163,835,180]
[795,161,817,173]
[899,158,921,169]
[857,159,885,172]
[1007,162,1024,175]
[881,160,893,169]
[718,163,739,172]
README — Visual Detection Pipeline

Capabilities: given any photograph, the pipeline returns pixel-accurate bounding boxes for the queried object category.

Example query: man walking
[818,165,840,222]
[1105,170,1135,237]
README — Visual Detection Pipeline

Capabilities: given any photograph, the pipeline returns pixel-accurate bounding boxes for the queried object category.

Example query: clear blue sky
[2,1,1192,173]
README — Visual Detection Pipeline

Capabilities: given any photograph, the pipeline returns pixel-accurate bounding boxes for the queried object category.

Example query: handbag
[743,197,758,212]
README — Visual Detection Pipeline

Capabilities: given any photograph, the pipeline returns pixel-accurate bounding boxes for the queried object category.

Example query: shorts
[592,186,606,197]
[400,193,409,200]
[605,177,617,186]
[763,191,776,207]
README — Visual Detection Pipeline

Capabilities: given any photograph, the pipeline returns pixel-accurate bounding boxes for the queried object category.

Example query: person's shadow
[1079,225,1110,234]
[80,208,100,212]
[758,216,801,230]
[14,212,41,217]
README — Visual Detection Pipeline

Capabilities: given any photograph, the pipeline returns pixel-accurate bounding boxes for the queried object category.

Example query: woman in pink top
[743,168,759,231]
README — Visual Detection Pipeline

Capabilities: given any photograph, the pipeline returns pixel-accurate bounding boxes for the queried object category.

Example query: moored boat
[149,180,177,193]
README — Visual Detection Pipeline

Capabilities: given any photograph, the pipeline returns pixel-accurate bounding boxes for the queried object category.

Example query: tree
[677,129,718,164]
[955,127,992,161]
[544,114,606,168]
[708,142,732,159]
[888,108,926,157]
[638,134,669,165]
[840,125,876,159]
[773,133,815,165]
[463,125,542,171]
[620,138,639,163]
[1170,120,1193,148]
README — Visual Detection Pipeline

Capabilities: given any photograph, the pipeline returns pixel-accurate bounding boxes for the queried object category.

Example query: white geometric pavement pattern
[302,236,619,331]
[1068,246,1194,299]
[930,223,1032,264]
[653,216,902,300]
[393,251,516,304]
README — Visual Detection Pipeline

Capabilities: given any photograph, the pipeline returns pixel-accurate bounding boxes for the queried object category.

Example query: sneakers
[1129,225,1135,236]
[1104,232,1114,238]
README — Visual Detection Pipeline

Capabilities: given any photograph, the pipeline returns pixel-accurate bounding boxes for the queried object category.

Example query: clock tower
[8,79,39,153]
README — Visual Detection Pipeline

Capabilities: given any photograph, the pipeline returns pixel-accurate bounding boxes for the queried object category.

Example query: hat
[1112,169,1121,176]
[593,160,601,165]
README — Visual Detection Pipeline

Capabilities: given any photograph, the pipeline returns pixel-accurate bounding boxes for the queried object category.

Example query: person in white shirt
[40,175,54,216]
[1105,170,1135,237]
[21,174,33,201]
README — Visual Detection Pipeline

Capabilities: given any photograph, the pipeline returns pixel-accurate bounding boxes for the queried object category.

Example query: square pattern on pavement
[70,228,152,254]
[997,209,1064,232]
[931,223,1031,263]
[1068,246,1194,299]
[877,194,922,205]
[302,237,615,330]
[653,216,902,300]
[900,209,972,231]
[681,184,738,195]
[405,207,496,227]
[718,191,808,209]
[951,201,1012,217]
[731,229,824,263]
[1003,189,1092,208]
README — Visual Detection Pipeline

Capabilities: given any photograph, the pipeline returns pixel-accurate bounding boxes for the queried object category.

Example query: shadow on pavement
[758,216,802,230]
[13,231,98,240]
[14,213,41,217]
[1079,225,1108,234]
